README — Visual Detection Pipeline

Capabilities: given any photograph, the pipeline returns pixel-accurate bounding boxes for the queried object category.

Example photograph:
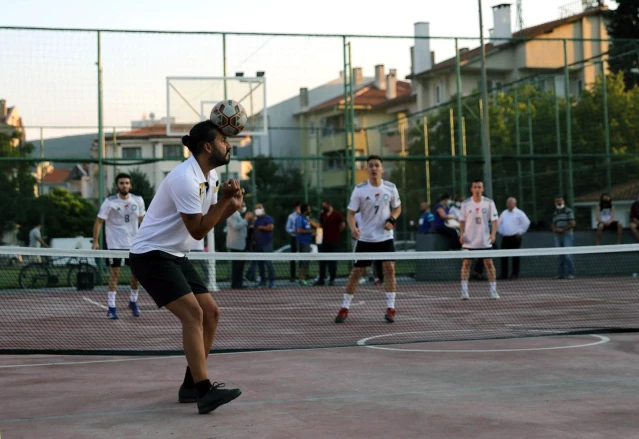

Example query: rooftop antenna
[516,0,524,32]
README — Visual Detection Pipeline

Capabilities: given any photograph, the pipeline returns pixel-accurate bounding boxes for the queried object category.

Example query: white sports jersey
[459,196,499,249]
[97,194,146,250]
[131,155,219,257]
[348,180,401,243]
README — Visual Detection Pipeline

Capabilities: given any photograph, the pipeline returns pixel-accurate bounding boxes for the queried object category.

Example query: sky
[1,0,617,140]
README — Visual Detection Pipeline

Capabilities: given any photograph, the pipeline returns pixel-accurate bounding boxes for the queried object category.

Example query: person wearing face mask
[552,195,576,279]
[252,203,275,288]
[225,202,252,288]
[433,193,460,249]
[315,200,345,286]
[418,202,434,234]
[448,196,464,220]
[595,193,622,245]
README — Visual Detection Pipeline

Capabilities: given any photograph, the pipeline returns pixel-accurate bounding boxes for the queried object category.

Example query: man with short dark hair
[315,200,345,286]
[93,172,146,319]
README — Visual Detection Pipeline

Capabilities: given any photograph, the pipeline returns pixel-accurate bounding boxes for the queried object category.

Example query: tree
[26,188,97,242]
[606,0,639,90]
[0,131,37,244]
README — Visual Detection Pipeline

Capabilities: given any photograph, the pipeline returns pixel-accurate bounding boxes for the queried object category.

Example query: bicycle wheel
[68,263,99,289]
[19,263,51,289]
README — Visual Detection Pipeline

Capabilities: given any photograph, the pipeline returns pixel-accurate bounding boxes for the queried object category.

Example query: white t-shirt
[348,180,401,243]
[29,228,42,248]
[600,207,612,222]
[459,196,499,249]
[97,194,146,249]
[131,155,219,257]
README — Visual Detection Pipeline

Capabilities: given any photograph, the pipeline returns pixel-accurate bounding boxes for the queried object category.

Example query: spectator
[433,194,459,249]
[448,195,465,221]
[285,201,301,282]
[244,206,257,283]
[315,200,345,286]
[418,202,434,234]
[630,192,639,242]
[226,202,252,289]
[252,203,275,288]
[296,203,319,286]
[595,193,623,245]
[29,223,48,263]
[497,197,530,280]
[552,195,576,279]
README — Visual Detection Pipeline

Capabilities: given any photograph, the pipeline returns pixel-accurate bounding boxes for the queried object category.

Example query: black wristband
[386,217,396,225]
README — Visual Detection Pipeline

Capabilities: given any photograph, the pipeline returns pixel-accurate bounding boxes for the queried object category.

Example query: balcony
[319,130,367,154]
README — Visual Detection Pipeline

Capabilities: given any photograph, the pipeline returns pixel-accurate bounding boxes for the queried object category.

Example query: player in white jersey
[129,119,243,415]
[459,179,500,300]
[92,173,146,319]
[335,155,401,324]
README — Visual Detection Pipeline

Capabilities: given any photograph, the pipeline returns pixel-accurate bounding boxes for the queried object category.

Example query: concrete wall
[414,231,639,281]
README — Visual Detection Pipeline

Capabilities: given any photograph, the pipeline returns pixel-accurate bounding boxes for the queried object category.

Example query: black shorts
[600,221,619,231]
[353,239,395,267]
[129,250,209,308]
[107,250,130,268]
[463,247,493,260]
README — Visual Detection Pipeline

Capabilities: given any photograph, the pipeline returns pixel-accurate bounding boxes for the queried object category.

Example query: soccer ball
[210,100,248,136]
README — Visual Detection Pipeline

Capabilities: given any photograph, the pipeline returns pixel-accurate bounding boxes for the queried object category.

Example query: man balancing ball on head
[335,155,401,324]
[129,101,247,415]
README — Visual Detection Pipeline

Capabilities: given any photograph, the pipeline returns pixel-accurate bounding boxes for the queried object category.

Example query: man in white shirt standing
[129,119,243,415]
[335,155,401,324]
[497,197,530,280]
[92,173,146,319]
[459,179,500,300]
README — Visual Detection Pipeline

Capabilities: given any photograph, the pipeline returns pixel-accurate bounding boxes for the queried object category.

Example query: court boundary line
[1,375,639,424]
[357,333,610,352]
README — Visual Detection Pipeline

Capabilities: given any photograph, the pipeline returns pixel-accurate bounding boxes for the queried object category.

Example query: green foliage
[0,131,37,244]
[404,73,639,225]
[606,0,639,90]
[32,187,97,241]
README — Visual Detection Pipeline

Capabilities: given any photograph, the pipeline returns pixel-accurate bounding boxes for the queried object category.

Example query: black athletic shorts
[353,239,395,268]
[129,250,209,308]
[462,247,493,260]
[107,249,130,268]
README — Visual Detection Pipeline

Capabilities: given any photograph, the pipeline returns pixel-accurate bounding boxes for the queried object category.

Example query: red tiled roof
[304,81,412,113]
[411,6,607,78]
[373,92,417,110]
[42,169,70,183]
[576,180,639,203]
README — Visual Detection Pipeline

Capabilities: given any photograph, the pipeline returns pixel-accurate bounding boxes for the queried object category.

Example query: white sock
[490,282,497,293]
[386,292,396,309]
[342,294,353,309]
[107,291,116,308]
[461,281,469,291]
[130,289,139,303]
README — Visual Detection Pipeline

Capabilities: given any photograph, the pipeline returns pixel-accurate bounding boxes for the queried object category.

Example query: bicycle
[19,255,99,289]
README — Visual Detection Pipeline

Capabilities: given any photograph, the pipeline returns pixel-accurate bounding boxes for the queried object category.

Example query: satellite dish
[149,112,156,120]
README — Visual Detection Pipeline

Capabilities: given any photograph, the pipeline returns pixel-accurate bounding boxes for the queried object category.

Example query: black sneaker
[197,382,242,414]
[178,385,198,403]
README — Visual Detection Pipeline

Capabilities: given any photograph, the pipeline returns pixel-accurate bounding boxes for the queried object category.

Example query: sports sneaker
[335,308,348,323]
[197,382,242,415]
[129,301,140,317]
[384,308,395,323]
[107,307,119,319]
[461,290,470,300]
[178,385,198,403]
[268,280,275,288]
[490,290,500,300]
[298,280,309,286]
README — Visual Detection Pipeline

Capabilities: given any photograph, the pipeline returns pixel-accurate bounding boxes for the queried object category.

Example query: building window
[321,115,344,136]
[122,147,141,159]
[163,144,183,159]
[435,84,442,104]
[323,151,346,171]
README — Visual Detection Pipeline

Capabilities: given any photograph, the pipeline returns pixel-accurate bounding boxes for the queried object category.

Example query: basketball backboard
[166,76,267,137]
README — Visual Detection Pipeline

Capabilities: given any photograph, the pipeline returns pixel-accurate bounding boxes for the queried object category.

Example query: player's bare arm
[181,179,241,240]
[92,218,104,250]
[490,220,498,243]
[347,210,360,240]
[459,220,466,244]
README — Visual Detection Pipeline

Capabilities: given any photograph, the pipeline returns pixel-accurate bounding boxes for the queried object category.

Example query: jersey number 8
[125,214,130,223]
